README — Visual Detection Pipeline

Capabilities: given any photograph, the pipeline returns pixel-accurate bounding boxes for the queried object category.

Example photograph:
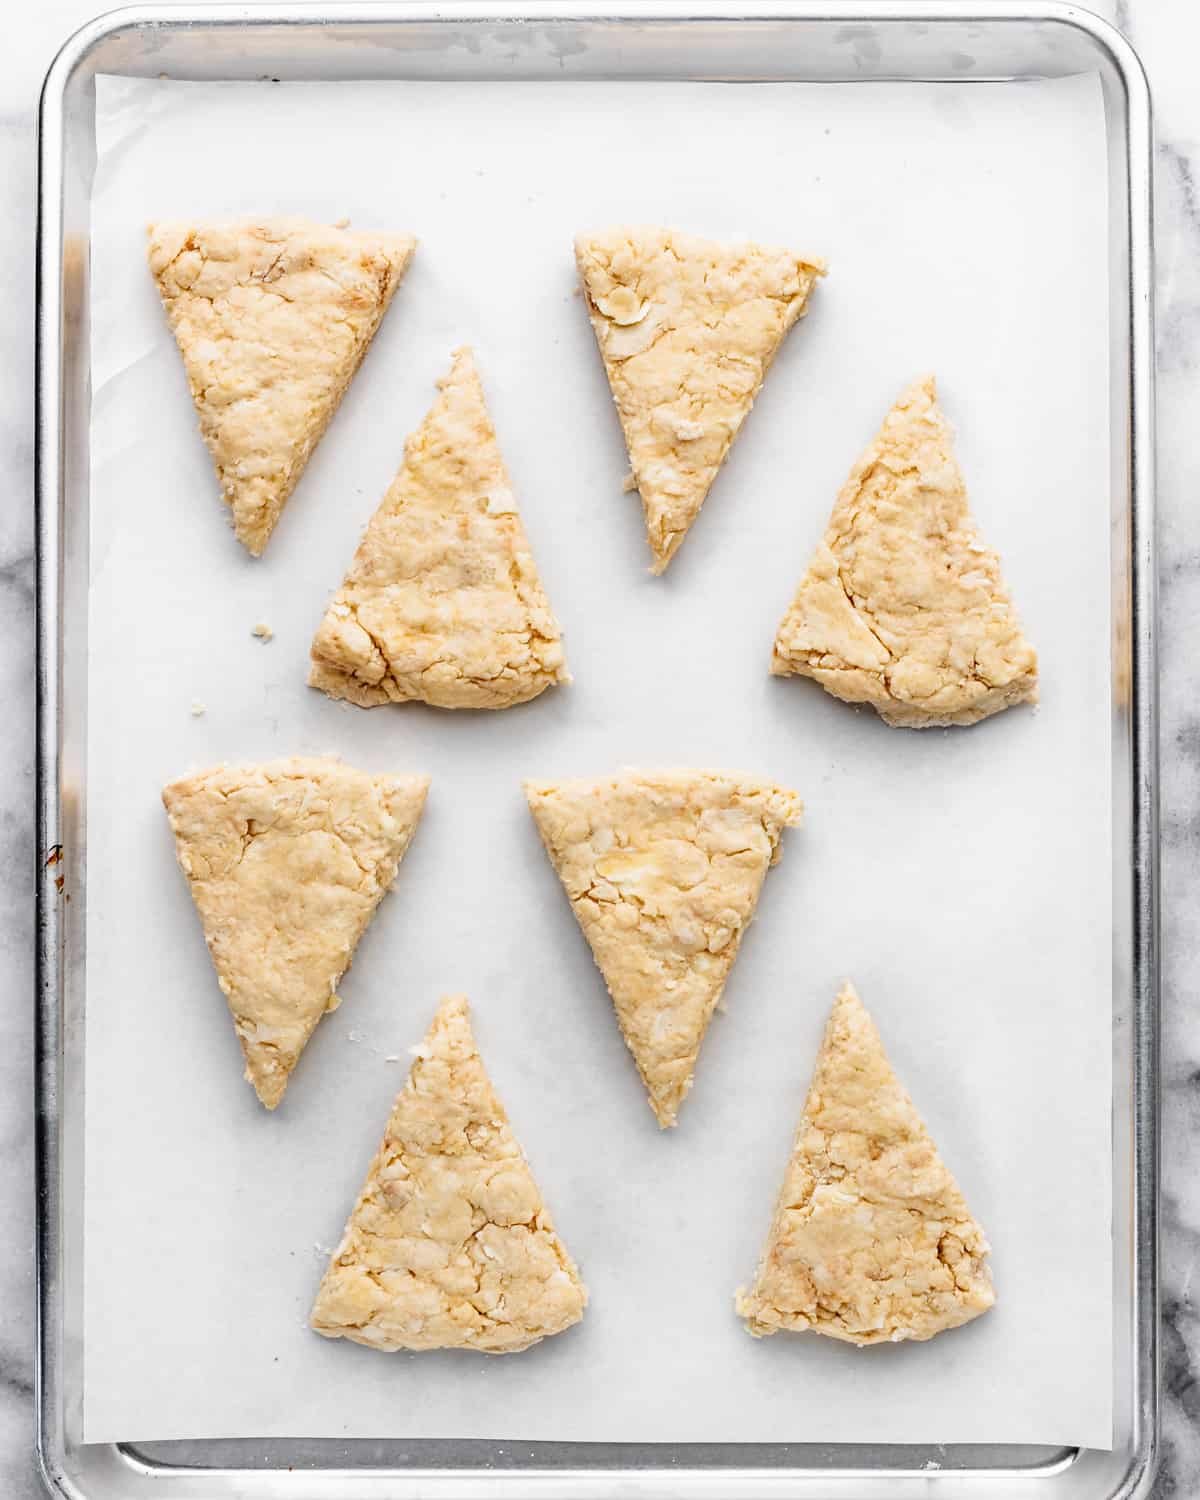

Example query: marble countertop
[2,1,1194,1493]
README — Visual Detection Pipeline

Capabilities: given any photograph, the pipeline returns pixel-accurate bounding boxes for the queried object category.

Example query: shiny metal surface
[34,5,1158,1496]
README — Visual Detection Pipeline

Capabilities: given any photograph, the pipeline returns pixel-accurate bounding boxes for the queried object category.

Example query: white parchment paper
[83,72,1113,1448]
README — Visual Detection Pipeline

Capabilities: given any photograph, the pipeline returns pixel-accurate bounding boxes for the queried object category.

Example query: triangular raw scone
[148,218,415,555]
[311,994,587,1353]
[162,757,429,1109]
[309,347,569,709]
[525,770,803,1127]
[576,227,825,572]
[772,376,1038,727]
[736,983,995,1345]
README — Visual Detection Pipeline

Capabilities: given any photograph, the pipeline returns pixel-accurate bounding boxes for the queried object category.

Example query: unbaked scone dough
[736,982,995,1345]
[311,994,587,1353]
[162,757,429,1109]
[771,376,1038,727]
[309,347,569,710]
[576,227,824,573]
[525,769,803,1127]
[147,218,415,555]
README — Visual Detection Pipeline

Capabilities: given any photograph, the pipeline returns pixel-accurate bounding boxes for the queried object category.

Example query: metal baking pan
[35,3,1159,1496]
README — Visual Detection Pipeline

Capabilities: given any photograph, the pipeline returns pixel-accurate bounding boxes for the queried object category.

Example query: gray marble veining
[1,86,41,1500]
[2,2,1195,1494]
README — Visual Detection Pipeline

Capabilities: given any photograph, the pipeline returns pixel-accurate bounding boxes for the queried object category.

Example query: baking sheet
[82,72,1113,1449]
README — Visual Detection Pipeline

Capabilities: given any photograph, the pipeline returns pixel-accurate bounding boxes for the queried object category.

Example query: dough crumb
[251,621,274,642]
[190,701,206,717]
